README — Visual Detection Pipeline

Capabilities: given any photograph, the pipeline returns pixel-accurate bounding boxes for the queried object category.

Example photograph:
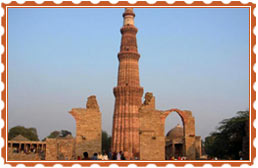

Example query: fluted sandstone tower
[111,8,143,159]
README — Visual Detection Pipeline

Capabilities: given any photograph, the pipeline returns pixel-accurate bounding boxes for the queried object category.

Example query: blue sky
[8,7,249,140]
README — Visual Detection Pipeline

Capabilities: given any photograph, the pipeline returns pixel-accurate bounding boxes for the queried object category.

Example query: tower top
[123,8,135,26]
[124,8,134,13]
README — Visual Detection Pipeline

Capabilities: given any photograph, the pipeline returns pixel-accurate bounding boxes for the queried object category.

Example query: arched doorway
[164,112,184,160]
[161,109,196,160]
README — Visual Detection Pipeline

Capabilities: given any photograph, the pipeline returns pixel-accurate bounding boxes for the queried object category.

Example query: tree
[43,130,72,141]
[204,110,249,159]
[47,131,60,138]
[60,130,72,137]
[102,131,112,153]
[8,126,39,141]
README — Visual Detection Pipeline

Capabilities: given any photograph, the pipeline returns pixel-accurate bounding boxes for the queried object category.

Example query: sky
[8,7,249,140]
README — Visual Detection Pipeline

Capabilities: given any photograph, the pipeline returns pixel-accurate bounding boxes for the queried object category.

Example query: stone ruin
[44,93,200,160]
[45,135,75,160]
[45,95,102,160]
[139,92,201,160]
[70,95,102,158]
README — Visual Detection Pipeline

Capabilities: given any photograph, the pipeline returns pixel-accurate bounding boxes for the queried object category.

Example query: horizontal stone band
[118,52,140,61]
[120,26,138,34]
[113,86,143,97]
[113,113,139,118]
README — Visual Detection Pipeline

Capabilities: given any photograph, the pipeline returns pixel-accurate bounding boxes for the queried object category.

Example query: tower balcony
[120,25,138,34]
[118,51,140,61]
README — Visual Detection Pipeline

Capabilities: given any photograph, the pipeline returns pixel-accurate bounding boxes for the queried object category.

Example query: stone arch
[138,93,197,160]
[161,109,196,160]
[161,108,186,122]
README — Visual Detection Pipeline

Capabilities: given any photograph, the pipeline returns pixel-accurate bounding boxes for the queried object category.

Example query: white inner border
[5,5,252,163]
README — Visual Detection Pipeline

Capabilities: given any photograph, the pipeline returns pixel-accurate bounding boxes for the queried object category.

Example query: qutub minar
[111,8,143,158]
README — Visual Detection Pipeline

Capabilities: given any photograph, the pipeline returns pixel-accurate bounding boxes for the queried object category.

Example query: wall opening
[164,112,184,160]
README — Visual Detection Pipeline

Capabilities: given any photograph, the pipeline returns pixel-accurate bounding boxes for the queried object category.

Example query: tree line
[204,110,249,160]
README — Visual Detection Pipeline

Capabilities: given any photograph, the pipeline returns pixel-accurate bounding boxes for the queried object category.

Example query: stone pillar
[38,144,41,152]
[39,144,41,152]
[18,143,21,152]
[24,143,27,153]
[11,143,13,153]
[183,111,196,160]
[36,144,38,153]
[172,142,175,157]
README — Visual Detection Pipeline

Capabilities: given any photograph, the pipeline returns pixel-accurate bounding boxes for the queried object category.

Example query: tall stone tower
[112,8,143,159]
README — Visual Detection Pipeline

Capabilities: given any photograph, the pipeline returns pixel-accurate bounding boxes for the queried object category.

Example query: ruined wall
[45,137,75,160]
[139,93,165,160]
[161,109,196,160]
[8,148,41,160]
[139,92,197,160]
[195,136,202,159]
[183,111,196,160]
[8,153,41,160]
[45,139,57,160]
[70,95,102,158]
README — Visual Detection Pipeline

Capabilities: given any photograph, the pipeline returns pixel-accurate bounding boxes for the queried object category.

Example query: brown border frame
[1,1,256,167]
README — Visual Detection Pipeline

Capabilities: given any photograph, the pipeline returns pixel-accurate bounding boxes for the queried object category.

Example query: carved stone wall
[70,95,102,158]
